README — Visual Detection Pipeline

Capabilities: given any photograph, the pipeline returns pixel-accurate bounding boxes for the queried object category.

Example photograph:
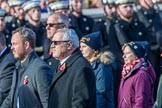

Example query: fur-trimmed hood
[91,51,115,65]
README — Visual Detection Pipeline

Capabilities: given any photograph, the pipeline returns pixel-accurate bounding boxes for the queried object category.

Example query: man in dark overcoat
[0,32,16,106]
[48,28,96,108]
[1,27,53,108]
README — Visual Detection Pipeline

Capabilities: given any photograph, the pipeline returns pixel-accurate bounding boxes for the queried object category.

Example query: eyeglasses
[51,40,70,45]
[46,23,63,27]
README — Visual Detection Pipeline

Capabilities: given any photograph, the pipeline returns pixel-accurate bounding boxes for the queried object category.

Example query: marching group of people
[0,0,162,108]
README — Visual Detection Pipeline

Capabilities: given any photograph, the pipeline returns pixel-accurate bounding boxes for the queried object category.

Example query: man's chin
[0,28,3,31]
[52,54,58,59]
[47,35,53,39]
[54,56,59,60]
[13,56,19,60]
[34,18,40,22]
[18,16,25,20]
[126,14,133,19]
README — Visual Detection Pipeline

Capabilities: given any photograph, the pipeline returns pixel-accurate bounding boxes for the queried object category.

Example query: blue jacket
[0,48,16,106]
[91,51,115,108]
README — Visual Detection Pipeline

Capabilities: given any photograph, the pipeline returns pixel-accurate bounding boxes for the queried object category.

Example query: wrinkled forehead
[52,32,64,40]
[11,32,22,41]
[47,14,60,22]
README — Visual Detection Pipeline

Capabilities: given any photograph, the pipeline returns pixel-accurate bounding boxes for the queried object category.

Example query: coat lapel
[51,49,82,86]
[0,48,10,62]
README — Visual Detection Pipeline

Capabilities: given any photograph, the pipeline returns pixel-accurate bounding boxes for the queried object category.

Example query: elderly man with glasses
[48,28,96,108]
[44,12,71,72]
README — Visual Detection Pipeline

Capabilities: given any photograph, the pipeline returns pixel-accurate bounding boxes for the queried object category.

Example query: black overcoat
[48,49,96,108]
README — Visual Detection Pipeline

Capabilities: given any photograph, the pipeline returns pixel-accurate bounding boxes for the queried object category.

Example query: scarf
[122,58,142,78]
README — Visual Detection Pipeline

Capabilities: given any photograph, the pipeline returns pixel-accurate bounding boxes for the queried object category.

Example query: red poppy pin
[59,63,66,72]
[49,49,53,55]
[24,75,28,85]
[86,38,90,41]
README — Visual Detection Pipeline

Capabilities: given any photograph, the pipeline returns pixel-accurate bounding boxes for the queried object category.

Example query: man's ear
[67,41,73,49]
[24,41,30,49]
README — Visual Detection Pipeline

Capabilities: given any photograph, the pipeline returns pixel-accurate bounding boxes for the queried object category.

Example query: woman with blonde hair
[80,32,116,108]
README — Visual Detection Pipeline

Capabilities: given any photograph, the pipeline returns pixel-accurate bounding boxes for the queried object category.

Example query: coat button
[149,19,152,23]
[98,18,102,22]
[144,11,147,15]
[138,32,142,36]
[12,24,15,27]
[48,62,52,65]
[83,18,87,22]
[85,26,89,31]
[69,18,71,22]
[104,22,107,26]
[134,22,138,26]
[6,35,9,38]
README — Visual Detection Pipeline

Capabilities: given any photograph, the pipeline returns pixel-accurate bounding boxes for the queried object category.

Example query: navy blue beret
[80,32,103,51]
[123,41,149,58]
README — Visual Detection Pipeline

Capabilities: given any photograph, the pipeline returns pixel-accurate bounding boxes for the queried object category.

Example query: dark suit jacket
[48,49,96,108]
[1,51,53,108]
[0,48,16,106]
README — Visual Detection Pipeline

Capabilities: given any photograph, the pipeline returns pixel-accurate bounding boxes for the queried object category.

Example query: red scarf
[122,58,142,78]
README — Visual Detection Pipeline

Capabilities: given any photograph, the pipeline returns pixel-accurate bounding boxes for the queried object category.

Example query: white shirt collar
[60,54,71,65]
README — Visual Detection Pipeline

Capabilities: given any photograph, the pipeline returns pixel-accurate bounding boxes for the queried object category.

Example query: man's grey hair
[57,28,79,48]
[12,27,36,49]
[55,12,70,27]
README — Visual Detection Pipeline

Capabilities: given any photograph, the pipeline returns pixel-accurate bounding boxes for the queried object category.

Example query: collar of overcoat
[0,47,10,62]
[51,48,83,86]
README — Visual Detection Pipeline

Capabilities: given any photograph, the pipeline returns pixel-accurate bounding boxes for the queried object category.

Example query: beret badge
[80,37,91,43]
